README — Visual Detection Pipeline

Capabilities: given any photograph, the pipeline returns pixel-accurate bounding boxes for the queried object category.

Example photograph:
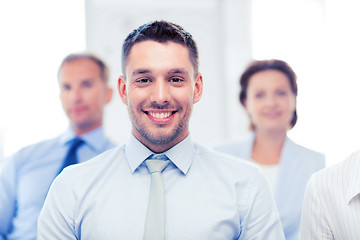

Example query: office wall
[0,0,86,163]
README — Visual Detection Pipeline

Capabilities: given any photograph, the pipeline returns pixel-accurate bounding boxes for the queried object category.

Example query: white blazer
[213,133,325,240]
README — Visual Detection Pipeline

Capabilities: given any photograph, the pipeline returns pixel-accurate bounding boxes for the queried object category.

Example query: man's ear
[193,73,203,104]
[118,76,127,104]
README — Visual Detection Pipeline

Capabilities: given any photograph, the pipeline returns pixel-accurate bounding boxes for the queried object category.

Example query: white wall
[0,0,86,165]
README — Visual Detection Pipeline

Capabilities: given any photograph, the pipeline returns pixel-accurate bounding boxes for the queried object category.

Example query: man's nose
[70,87,82,103]
[150,80,170,104]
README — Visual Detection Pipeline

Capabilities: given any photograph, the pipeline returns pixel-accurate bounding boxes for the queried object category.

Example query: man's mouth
[144,110,177,124]
[147,111,173,119]
[71,106,87,115]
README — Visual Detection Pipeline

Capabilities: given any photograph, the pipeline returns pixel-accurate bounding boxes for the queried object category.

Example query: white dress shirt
[37,134,285,239]
[300,150,360,239]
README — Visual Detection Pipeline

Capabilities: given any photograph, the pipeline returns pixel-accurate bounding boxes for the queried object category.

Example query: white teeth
[150,112,171,119]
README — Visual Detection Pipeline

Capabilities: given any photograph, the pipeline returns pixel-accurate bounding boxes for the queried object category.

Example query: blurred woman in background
[214,59,325,240]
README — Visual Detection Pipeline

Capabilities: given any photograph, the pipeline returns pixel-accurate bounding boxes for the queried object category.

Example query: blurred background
[1,0,360,168]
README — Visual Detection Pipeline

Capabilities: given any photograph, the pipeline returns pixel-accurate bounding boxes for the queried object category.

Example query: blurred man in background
[0,53,115,240]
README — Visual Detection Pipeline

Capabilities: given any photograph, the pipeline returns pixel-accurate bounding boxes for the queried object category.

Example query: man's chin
[145,135,174,145]
[71,119,98,131]
[139,129,178,146]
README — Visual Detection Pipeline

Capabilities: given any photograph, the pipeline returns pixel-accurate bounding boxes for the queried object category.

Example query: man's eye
[136,78,151,83]
[83,81,92,88]
[62,84,71,90]
[169,77,183,82]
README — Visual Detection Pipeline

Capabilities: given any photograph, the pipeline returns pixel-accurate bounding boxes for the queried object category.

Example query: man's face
[59,58,112,135]
[118,40,203,153]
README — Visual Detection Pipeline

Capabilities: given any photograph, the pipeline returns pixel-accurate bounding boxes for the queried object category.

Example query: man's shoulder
[62,144,125,176]
[19,136,59,152]
[195,142,261,175]
[5,136,60,165]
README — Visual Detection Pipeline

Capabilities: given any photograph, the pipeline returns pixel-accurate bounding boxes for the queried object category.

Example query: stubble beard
[129,104,192,147]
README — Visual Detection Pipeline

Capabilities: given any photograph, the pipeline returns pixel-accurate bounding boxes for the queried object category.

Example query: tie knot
[71,138,84,149]
[58,138,85,175]
[145,154,170,174]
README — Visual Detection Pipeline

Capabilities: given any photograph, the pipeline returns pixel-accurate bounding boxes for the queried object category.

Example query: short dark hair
[58,53,109,84]
[239,59,298,129]
[122,20,199,77]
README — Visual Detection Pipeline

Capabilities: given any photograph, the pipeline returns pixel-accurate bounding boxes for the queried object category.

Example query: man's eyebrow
[81,78,94,82]
[168,68,189,75]
[129,68,191,76]
[131,69,151,76]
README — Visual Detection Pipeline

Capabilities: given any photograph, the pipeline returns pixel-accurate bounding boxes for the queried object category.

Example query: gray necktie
[144,154,170,240]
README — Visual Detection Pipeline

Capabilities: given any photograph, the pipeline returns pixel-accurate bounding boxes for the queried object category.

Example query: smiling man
[0,53,115,240]
[121,39,201,153]
[37,20,285,239]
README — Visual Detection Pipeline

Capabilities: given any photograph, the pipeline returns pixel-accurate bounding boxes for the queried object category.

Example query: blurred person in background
[0,53,115,240]
[214,59,325,240]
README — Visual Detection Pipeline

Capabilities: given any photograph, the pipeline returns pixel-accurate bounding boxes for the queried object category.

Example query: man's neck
[72,122,102,136]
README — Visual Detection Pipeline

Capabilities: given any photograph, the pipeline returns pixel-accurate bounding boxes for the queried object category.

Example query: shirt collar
[125,134,195,175]
[59,126,107,151]
[346,155,360,204]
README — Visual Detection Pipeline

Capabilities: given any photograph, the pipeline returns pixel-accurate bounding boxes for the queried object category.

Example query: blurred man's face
[59,58,112,135]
